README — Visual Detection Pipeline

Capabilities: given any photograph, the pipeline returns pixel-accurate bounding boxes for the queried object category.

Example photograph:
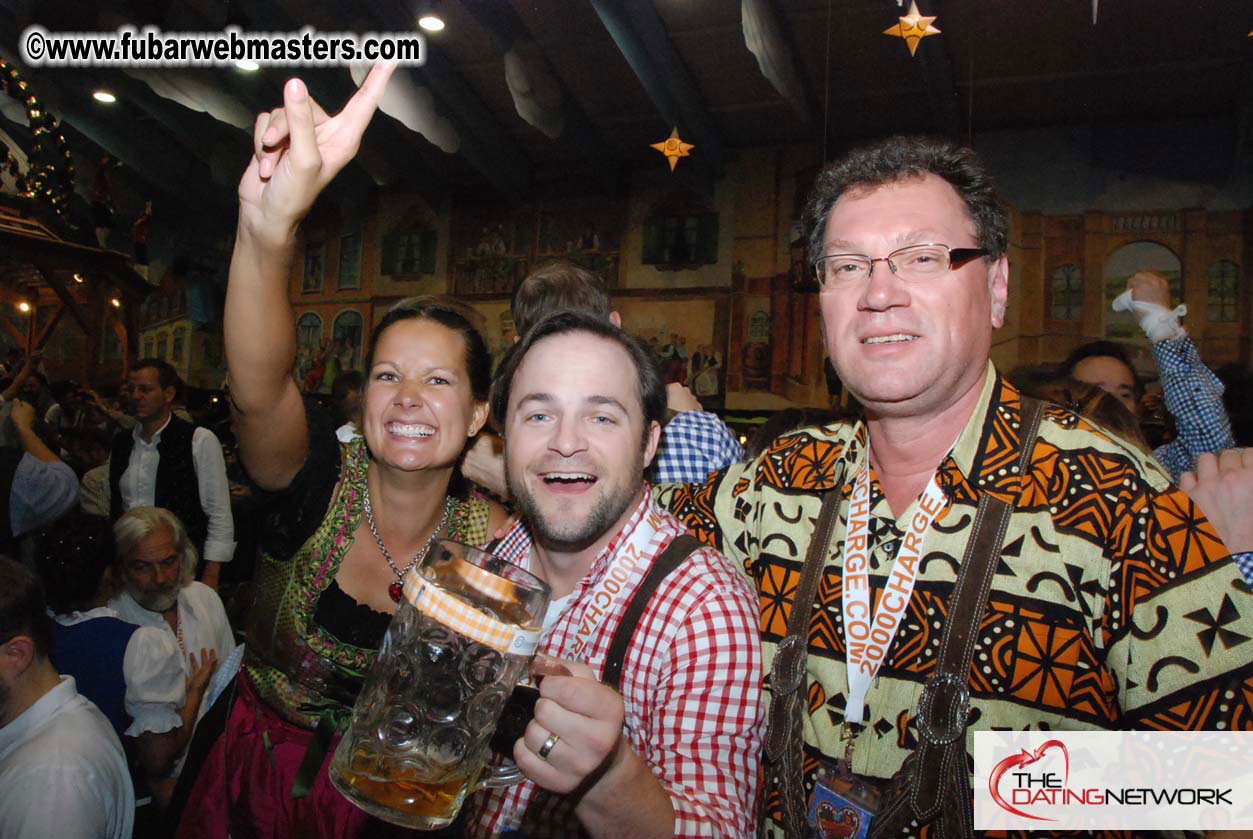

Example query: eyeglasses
[813,243,989,289]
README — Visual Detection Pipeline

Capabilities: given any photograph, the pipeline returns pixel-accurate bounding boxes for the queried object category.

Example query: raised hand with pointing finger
[237,63,396,246]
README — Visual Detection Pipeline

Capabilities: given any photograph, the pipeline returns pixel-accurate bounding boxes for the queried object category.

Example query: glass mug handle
[474,764,526,789]
[471,664,568,792]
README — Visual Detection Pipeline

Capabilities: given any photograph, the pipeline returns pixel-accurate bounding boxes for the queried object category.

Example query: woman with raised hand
[176,65,509,839]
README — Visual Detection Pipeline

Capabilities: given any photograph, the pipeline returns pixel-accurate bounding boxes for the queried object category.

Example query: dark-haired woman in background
[176,65,508,839]
[1035,378,1152,456]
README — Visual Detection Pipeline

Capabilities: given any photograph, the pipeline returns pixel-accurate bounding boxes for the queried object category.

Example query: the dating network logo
[975,731,1251,831]
[988,739,1070,821]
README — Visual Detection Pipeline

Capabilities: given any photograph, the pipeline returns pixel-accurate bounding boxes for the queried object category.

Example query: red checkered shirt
[466,490,763,838]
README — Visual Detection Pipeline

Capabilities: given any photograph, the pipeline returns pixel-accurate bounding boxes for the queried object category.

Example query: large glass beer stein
[330,539,550,829]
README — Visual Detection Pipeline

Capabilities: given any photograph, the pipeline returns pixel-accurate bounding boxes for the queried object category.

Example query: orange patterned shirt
[658,363,1253,839]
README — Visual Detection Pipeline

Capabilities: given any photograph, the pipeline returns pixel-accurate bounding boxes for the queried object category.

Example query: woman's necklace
[363,483,452,603]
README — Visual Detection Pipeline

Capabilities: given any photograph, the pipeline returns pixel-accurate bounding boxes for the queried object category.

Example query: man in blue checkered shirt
[650,384,744,484]
[1067,270,1234,482]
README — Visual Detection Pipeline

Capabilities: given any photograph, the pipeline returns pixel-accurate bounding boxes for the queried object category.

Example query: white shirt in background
[109,583,236,689]
[0,676,134,839]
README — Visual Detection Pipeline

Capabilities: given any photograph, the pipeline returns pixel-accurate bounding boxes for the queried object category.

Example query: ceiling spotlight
[110,297,121,308]
[418,14,445,32]
[92,90,116,104]
[235,59,260,72]
[73,272,84,283]
[17,301,31,313]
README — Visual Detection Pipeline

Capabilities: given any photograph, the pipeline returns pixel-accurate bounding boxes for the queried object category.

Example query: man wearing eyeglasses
[658,135,1253,838]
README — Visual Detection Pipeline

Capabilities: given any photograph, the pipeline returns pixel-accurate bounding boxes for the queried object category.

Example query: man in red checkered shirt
[465,311,763,838]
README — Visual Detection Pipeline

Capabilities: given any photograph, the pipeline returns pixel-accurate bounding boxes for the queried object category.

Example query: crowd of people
[2,64,1252,839]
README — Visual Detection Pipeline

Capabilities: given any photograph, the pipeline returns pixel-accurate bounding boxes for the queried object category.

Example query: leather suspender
[601,534,702,692]
[869,396,1044,839]
[763,462,847,839]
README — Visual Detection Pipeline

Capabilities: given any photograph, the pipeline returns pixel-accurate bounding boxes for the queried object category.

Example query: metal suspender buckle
[915,671,971,746]
[770,634,808,695]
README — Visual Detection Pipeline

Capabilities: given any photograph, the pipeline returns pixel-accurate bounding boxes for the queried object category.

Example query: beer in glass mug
[330,539,550,828]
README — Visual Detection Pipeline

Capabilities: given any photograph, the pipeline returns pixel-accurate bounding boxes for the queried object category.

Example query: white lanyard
[537,505,666,660]
[841,457,948,725]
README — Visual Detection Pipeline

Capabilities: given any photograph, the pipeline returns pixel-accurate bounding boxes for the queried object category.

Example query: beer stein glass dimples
[330,540,550,829]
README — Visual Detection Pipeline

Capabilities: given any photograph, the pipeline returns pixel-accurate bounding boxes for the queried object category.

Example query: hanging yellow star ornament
[651,128,694,171]
[885,1,940,57]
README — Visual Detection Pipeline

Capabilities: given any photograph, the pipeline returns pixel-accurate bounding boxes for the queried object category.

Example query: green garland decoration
[0,57,75,219]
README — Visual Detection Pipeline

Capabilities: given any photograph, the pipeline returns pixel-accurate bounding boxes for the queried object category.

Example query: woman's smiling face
[362,317,488,474]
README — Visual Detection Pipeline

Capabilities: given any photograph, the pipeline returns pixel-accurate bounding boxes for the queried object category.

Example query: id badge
[807,762,880,839]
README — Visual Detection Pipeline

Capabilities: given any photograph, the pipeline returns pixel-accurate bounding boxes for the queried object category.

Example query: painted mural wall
[76,116,1239,409]
[8,108,1248,412]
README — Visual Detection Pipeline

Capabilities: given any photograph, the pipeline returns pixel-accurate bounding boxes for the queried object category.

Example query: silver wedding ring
[538,733,560,761]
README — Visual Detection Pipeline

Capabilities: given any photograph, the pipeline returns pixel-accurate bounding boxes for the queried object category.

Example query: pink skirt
[175,675,428,839]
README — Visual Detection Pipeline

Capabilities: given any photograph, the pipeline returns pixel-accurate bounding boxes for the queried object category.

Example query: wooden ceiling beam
[28,259,93,335]
[85,69,253,194]
[411,44,534,199]
[29,74,232,213]
[741,0,816,128]
[244,0,533,200]
[31,301,65,349]
[1238,38,1253,157]
[0,316,24,347]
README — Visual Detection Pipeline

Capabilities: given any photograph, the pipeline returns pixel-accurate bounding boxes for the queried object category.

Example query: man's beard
[509,451,645,554]
[514,483,635,553]
[129,581,181,613]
